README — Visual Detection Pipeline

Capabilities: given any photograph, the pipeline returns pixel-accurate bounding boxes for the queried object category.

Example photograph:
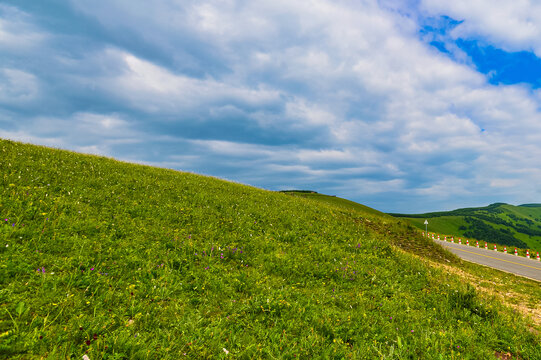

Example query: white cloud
[296,149,356,164]
[189,139,278,158]
[1,112,141,157]
[4,1,541,211]
[0,5,47,51]
[100,50,282,114]
[285,100,337,127]
[0,129,62,149]
[0,68,39,103]
[421,0,541,56]
[489,179,520,188]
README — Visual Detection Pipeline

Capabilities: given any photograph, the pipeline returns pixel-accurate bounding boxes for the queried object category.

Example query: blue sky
[2,0,541,213]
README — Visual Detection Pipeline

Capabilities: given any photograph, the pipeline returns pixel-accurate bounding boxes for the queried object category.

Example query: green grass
[280,192,391,218]
[401,217,466,239]
[1,139,540,359]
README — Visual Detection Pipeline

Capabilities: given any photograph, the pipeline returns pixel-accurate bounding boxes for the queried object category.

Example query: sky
[2,0,541,213]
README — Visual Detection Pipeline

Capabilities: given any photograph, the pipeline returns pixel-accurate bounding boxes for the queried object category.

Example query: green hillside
[280,191,390,218]
[390,203,541,253]
[1,139,539,359]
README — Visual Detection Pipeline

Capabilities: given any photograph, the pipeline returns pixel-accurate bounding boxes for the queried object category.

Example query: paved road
[436,240,541,282]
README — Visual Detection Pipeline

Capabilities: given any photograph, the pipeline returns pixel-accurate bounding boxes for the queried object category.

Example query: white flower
[223,348,229,354]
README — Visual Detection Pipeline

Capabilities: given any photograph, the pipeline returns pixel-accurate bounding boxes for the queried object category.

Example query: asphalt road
[436,240,541,282]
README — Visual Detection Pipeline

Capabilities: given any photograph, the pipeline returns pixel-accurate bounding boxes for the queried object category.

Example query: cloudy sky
[2,0,541,213]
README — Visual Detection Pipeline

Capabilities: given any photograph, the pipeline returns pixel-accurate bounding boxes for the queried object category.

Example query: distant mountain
[389,203,541,252]
[518,203,541,207]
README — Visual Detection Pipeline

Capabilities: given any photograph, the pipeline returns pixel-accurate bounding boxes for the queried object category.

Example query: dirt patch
[494,351,518,360]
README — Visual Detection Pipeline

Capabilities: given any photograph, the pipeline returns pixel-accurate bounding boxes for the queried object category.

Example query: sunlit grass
[1,139,539,359]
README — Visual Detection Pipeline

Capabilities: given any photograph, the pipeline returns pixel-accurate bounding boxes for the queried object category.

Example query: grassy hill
[280,191,391,218]
[389,203,541,253]
[0,139,539,359]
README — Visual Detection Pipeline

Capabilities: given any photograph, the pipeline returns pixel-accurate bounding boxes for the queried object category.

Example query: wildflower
[223,348,229,354]
[411,330,414,333]
[90,268,94,271]
[85,340,91,346]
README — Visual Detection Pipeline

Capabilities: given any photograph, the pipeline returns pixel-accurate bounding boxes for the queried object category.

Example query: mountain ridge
[389,203,541,252]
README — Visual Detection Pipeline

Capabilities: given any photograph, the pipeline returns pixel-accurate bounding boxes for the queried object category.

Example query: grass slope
[1,139,539,359]
[391,204,541,253]
[280,192,390,218]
